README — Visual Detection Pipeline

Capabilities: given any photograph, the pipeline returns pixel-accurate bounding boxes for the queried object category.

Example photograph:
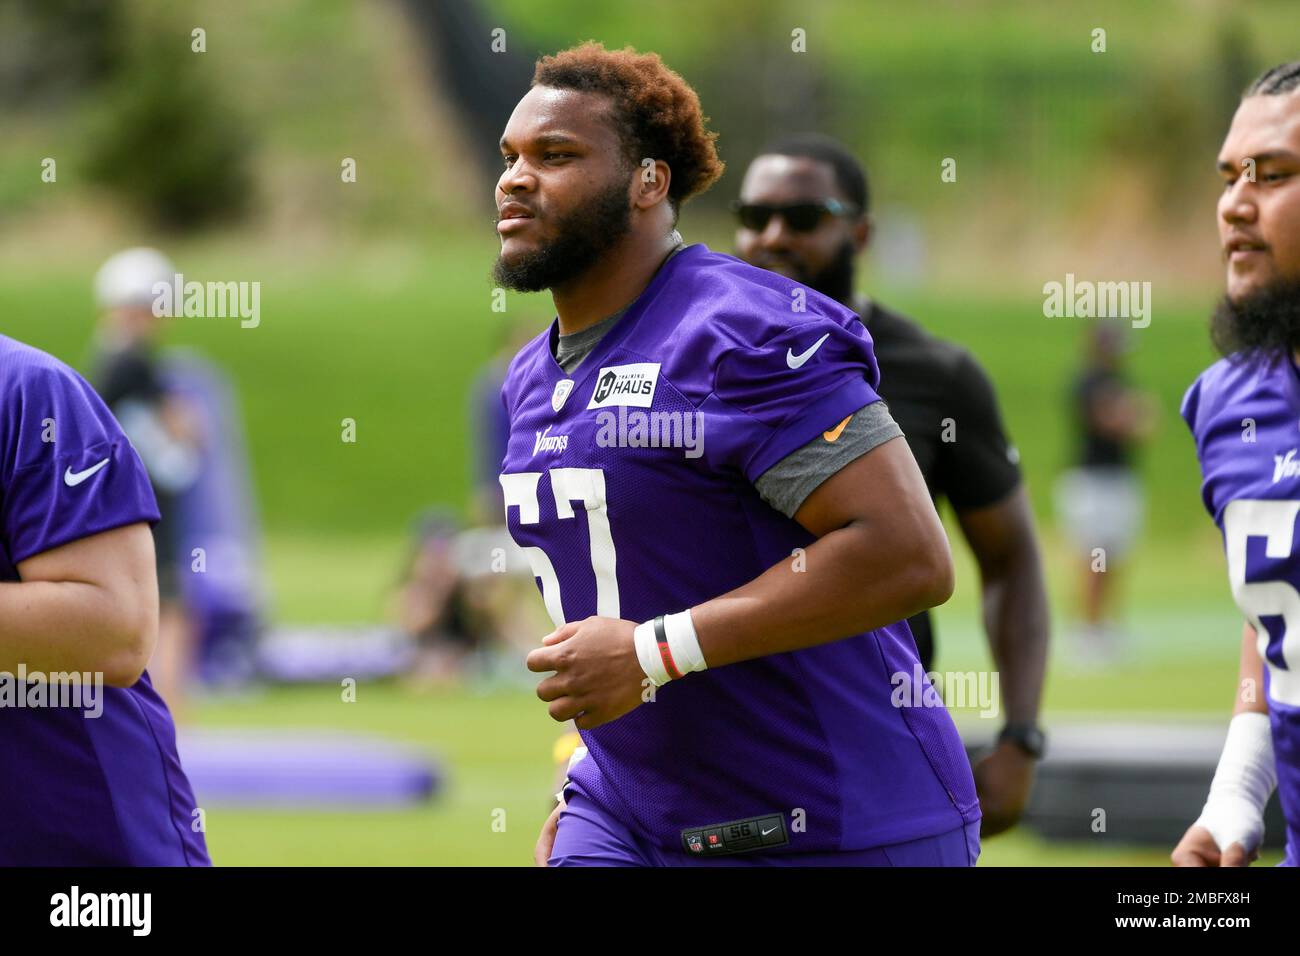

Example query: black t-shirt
[95,344,166,412]
[92,344,180,590]
[1072,367,1131,468]
[854,297,1022,669]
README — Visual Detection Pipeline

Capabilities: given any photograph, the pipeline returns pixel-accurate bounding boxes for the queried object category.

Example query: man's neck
[552,232,680,336]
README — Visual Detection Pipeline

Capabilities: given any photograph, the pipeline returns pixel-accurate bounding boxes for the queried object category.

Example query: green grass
[191,678,1284,867]
[193,684,558,866]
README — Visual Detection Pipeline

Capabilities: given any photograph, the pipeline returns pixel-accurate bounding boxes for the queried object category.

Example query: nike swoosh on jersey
[786,332,831,369]
[64,458,110,487]
[823,415,851,442]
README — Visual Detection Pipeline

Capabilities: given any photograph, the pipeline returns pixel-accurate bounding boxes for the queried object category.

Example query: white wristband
[1194,712,1277,854]
[632,610,707,686]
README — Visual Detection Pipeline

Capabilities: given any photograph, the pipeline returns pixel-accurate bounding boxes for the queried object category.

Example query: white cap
[94,247,176,311]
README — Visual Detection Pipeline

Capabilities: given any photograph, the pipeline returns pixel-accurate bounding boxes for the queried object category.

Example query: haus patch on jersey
[586,362,660,409]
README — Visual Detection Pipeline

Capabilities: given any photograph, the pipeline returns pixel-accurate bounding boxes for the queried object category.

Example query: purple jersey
[0,334,209,865]
[499,244,979,855]
[1183,351,1300,859]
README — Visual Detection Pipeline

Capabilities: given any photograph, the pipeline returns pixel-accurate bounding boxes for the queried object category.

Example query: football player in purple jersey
[0,334,210,865]
[493,42,980,866]
[1174,61,1300,867]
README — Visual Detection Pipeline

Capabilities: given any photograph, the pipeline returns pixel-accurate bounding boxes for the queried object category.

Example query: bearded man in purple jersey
[0,334,209,866]
[1174,61,1300,867]
[493,42,979,866]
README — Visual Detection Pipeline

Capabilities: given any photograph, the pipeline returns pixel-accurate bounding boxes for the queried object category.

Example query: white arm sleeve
[1194,711,1277,853]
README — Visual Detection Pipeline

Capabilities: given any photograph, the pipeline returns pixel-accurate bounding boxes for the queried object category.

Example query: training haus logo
[587,362,660,409]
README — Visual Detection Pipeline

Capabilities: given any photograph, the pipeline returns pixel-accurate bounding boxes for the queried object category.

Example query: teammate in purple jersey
[493,42,979,866]
[1175,61,1300,868]
[0,334,209,866]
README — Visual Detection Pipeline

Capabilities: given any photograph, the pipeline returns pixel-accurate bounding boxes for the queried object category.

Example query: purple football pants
[549,774,980,867]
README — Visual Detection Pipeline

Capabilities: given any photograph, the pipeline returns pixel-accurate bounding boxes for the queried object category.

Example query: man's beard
[758,238,856,305]
[1211,276,1300,361]
[492,178,633,293]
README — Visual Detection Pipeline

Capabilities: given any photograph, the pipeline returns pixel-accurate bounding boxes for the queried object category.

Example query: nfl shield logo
[552,379,574,412]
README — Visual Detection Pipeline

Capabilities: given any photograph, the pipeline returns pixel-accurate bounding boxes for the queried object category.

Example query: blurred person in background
[392,508,553,688]
[393,510,482,687]
[468,318,539,525]
[732,135,1050,837]
[1054,320,1156,664]
[91,248,204,713]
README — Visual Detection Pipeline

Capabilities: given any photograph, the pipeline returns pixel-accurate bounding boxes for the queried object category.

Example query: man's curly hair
[532,42,725,218]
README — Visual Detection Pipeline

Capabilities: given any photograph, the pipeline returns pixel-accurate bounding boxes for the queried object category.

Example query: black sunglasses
[731,198,859,232]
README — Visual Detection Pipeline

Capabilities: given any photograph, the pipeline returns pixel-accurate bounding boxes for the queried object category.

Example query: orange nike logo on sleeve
[823,416,851,442]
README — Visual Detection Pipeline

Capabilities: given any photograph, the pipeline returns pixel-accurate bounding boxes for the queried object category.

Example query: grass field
[190,674,1283,867]
[0,234,1274,865]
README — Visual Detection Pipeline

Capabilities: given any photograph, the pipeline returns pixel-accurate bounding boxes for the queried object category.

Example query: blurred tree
[0,0,122,108]
[84,15,255,231]
[1213,15,1256,135]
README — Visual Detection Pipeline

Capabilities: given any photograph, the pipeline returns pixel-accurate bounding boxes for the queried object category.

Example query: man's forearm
[0,579,151,683]
[980,549,1049,725]
[691,521,952,669]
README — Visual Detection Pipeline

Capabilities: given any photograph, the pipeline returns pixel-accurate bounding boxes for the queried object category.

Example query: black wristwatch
[998,723,1047,759]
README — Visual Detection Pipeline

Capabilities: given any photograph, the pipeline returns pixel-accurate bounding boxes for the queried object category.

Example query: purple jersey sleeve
[705,317,884,484]
[1,348,160,565]
[1180,375,1202,440]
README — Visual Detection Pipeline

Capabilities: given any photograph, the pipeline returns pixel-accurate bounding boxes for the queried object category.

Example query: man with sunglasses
[734,135,1050,837]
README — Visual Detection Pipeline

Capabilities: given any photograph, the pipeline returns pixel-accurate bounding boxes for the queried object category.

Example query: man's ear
[634,158,672,209]
[853,216,872,254]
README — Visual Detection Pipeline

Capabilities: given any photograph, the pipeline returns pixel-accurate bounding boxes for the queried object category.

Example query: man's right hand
[535,800,564,867]
[1171,824,1257,867]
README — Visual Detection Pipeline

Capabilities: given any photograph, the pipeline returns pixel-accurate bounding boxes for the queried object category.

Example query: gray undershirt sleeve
[754,400,905,518]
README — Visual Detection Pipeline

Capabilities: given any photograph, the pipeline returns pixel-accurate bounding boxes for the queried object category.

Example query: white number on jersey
[500,468,619,628]
[1224,498,1300,706]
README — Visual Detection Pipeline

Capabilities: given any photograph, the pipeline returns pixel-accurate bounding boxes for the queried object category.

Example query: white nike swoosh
[786,332,831,369]
[64,458,110,487]
[761,826,778,836]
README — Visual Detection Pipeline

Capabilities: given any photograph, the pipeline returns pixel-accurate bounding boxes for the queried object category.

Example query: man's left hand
[973,740,1036,837]
[527,617,648,730]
